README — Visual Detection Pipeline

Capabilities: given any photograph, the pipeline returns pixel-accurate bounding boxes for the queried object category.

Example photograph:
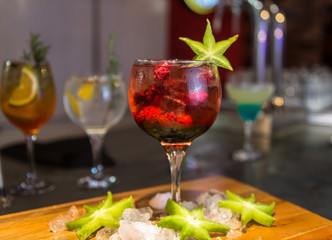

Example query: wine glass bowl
[63,74,127,189]
[0,60,56,195]
[226,77,274,162]
[128,59,221,203]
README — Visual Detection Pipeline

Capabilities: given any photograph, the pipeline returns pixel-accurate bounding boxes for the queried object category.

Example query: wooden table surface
[0,175,331,240]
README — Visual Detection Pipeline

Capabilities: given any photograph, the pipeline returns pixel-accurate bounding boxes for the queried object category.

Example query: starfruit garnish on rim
[219,190,276,227]
[179,19,238,71]
[157,199,229,240]
[66,192,133,240]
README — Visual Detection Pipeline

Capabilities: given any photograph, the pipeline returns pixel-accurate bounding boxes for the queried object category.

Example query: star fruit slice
[219,190,276,227]
[66,192,133,240]
[179,19,238,71]
[157,199,229,240]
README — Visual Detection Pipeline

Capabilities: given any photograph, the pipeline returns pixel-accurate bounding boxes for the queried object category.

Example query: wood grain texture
[0,175,331,240]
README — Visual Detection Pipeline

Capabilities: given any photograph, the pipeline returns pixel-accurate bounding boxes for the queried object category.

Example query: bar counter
[1,107,332,220]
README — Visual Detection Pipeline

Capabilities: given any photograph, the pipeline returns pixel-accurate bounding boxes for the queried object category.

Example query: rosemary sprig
[106,33,119,76]
[23,33,50,64]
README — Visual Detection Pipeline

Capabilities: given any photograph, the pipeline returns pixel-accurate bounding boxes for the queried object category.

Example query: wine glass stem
[243,120,254,151]
[25,134,38,182]
[0,155,5,195]
[88,133,105,179]
[162,142,190,203]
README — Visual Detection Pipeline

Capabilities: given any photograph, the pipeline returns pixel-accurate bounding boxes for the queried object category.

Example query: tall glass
[226,78,274,162]
[63,74,127,189]
[0,60,56,195]
[129,60,221,203]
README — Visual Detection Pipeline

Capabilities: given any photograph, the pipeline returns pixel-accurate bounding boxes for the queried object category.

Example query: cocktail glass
[0,153,13,210]
[226,78,274,162]
[63,74,127,189]
[128,60,221,203]
[0,60,56,195]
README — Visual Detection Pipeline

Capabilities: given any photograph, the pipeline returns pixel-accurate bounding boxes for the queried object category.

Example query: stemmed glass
[128,59,221,203]
[0,60,56,195]
[0,153,13,210]
[226,77,274,162]
[63,74,127,189]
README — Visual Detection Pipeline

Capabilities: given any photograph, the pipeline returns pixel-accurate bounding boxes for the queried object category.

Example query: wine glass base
[232,149,262,162]
[10,179,55,195]
[77,175,117,190]
[0,194,13,210]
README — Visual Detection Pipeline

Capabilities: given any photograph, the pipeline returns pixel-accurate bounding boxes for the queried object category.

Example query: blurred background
[0,0,331,123]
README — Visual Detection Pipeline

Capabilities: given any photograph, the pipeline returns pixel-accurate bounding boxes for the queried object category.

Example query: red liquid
[128,61,221,143]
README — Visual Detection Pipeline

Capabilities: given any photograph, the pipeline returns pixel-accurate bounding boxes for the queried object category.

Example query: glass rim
[134,59,215,65]
[2,59,50,67]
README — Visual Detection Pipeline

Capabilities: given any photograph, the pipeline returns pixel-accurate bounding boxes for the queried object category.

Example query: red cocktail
[129,60,221,202]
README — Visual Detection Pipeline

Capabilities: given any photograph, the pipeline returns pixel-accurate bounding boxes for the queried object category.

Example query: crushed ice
[149,192,172,210]
[48,205,86,233]
[50,189,242,239]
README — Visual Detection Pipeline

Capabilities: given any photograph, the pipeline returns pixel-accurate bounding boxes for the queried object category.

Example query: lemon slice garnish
[77,83,95,100]
[65,90,81,116]
[9,65,38,107]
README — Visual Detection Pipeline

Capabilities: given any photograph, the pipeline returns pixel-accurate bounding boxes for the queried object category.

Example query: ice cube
[161,95,187,116]
[138,207,154,220]
[109,233,122,240]
[195,189,242,229]
[196,191,210,206]
[159,228,180,240]
[225,217,242,230]
[196,189,227,212]
[226,229,243,238]
[48,215,69,233]
[205,207,233,224]
[118,220,180,240]
[206,193,227,212]
[48,205,84,233]
[118,220,156,240]
[149,192,172,210]
[121,207,153,222]
[66,205,81,219]
[95,227,117,240]
[181,201,198,212]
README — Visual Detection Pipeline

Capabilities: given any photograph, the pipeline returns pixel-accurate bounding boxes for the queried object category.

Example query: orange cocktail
[1,62,55,135]
[0,60,56,194]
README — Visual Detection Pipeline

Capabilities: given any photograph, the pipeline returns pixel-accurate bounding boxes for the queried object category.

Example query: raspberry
[133,86,161,106]
[189,89,208,106]
[134,106,162,122]
[135,106,192,127]
[177,115,193,126]
[200,71,216,84]
[154,62,172,82]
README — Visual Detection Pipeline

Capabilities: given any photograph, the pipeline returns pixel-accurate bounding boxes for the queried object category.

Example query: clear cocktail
[63,74,127,189]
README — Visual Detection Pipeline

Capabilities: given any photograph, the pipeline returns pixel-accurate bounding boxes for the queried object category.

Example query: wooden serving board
[1,175,332,240]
